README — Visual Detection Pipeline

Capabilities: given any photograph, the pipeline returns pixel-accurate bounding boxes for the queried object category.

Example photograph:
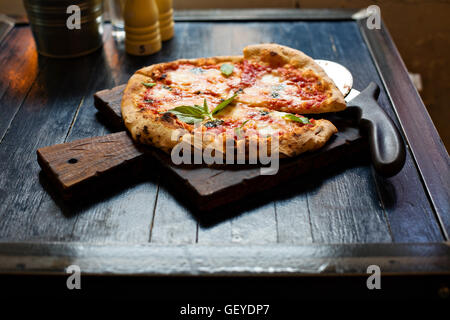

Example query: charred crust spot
[270,51,277,56]
[160,112,174,122]
[204,119,224,128]
[143,126,149,134]
[159,74,167,80]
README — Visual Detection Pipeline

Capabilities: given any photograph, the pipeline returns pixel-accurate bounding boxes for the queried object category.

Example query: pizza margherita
[121,44,345,158]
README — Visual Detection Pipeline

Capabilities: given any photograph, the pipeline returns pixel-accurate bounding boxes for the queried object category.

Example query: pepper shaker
[124,0,162,56]
[155,0,174,41]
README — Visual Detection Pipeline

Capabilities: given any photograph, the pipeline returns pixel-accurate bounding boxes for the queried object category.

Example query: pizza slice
[121,44,343,159]
[238,44,346,114]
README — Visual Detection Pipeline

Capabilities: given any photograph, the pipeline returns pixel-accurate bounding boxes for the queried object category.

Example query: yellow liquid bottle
[124,0,162,55]
[155,0,174,41]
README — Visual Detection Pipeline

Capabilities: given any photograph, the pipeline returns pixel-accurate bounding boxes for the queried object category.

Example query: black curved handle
[347,82,406,177]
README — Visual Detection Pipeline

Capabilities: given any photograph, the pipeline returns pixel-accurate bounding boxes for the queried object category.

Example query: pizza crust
[136,56,243,78]
[122,73,180,153]
[278,119,337,157]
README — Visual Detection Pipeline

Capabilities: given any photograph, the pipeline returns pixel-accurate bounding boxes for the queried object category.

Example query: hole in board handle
[68,158,78,164]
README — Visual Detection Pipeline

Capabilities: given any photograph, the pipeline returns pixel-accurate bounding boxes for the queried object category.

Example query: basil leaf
[163,92,239,124]
[235,120,250,138]
[220,63,234,76]
[212,93,237,115]
[164,111,204,124]
[142,82,156,87]
[167,105,205,116]
[202,99,210,114]
[163,105,206,124]
[283,114,311,125]
[172,114,204,124]
[238,119,249,129]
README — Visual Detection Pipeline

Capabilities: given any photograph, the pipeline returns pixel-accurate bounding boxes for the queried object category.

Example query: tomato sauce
[139,61,321,134]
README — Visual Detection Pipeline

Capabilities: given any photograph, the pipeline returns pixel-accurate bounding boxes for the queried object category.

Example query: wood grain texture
[150,182,198,244]
[305,21,442,243]
[0,10,448,278]
[37,132,145,194]
[0,27,40,141]
[36,27,159,243]
[359,19,450,240]
[0,52,100,240]
[0,19,444,247]
[297,23,391,243]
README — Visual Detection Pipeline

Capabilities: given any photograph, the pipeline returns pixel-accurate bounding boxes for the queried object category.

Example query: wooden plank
[272,22,321,244]
[297,21,442,243]
[275,175,313,243]
[336,21,445,242]
[150,181,198,244]
[0,54,100,240]
[198,202,278,245]
[0,28,41,140]
[37,132,146,196]
[0,26,156,243]
[304,22,391,243]
[274,21,442,243]
[359,19,450,239]
[37,27,159,243]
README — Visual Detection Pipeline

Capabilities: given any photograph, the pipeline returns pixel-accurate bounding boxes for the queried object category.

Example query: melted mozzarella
[167,65,240,97]
[260,74,281,84]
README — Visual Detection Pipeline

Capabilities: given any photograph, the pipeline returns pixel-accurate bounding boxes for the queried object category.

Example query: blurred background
[1,0,449,150]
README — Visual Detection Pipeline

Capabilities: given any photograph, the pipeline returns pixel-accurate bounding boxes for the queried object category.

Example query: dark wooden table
[0,9,449,301]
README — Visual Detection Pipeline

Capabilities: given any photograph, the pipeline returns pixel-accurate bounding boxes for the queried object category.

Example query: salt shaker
[155,0,174,41]
[124,0,162,56]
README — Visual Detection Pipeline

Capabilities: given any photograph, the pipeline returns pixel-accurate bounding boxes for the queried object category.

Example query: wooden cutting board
[37,85,367,211]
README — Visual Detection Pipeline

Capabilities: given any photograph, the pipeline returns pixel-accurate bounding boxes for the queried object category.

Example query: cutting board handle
[37,132,145,198]
[348,82,406,177]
